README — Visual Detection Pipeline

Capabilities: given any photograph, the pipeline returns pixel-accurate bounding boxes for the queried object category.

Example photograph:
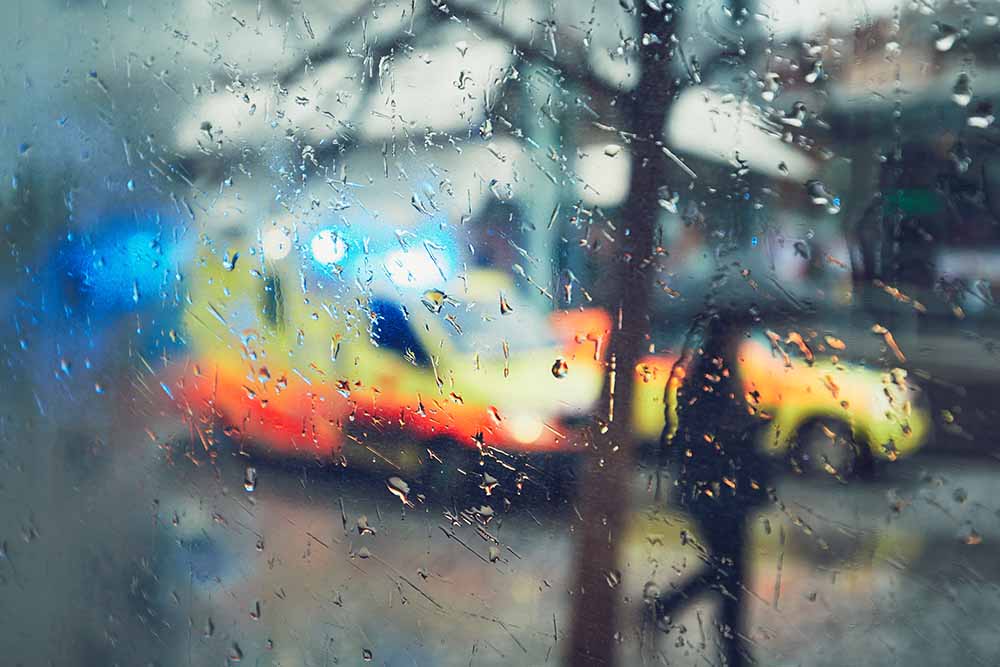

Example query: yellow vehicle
[165,222,929,476]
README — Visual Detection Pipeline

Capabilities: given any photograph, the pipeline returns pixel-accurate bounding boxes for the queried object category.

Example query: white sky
[760,0,902,36]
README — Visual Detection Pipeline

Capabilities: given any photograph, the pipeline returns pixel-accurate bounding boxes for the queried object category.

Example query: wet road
[5,425,990,667]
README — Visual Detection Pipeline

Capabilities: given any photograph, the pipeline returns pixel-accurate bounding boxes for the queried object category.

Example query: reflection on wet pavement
[58,433,989,667]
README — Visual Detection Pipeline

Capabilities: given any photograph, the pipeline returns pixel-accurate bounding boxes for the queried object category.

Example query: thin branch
[305,16,429,167]
[277,1,624,104]
[445,2,626,103]
[276,2,401,88]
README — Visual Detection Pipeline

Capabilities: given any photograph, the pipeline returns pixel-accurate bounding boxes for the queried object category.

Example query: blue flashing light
[57,217,177,314]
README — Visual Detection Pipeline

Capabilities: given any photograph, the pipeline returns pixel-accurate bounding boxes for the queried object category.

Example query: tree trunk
[564,6,678,665]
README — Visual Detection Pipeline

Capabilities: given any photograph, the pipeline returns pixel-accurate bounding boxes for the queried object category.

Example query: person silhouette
[649,309,777,667]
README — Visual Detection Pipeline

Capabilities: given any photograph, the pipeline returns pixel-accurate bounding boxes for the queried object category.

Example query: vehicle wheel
[788,418,875,481]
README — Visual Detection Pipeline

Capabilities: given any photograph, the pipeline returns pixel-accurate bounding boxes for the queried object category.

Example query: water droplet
[480,473,499,496]
[410,192,435,215]
[935,25,959,52]
[761,72,780,102]
[782,101,807,128]
[356,515,376,535]
[952,73,973,107]
[603,144,622,157]
[229,643,243,661]
[336,379,351,398]
[363,648,374,662]
[421,289,447,313]
[960,526,982,545]
[605,569,622,588]
[805,180,841,213]
[551,358,569,379]
[640,31,662,46]
[824,335,846,351]
[479,117,493,139]
[223,251,240,271]
[950,142,972,173]
[804,61,823,84]
[499,291,514,315]
[243,466,257,492]
[968,102,995,128]
[657,192,679,213]
[387,476,413,506]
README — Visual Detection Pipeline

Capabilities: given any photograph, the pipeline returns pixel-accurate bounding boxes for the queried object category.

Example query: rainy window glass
[370,298,430,365]
[4,1,999,665]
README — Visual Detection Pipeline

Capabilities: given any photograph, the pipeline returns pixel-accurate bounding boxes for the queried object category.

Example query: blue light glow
[57,218,177,314]
[310,229,348,265]
[385,249,450,287]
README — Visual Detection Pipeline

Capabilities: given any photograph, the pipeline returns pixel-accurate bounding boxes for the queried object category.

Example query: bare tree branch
[276,1,624,106]
[277,2,418,88]
[445,2,627,104]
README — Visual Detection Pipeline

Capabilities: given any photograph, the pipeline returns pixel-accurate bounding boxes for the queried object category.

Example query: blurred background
[2,0,1000,665]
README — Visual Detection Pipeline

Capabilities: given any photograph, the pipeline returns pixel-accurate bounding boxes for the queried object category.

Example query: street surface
[4,427,990,666]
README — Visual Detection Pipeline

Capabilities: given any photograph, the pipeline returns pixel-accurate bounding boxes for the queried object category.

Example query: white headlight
[311,229,347,265]
[262,227,291,261]
[509,414,544,444]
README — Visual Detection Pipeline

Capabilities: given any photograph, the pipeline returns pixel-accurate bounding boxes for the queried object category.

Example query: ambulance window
[369,298,429,366]
[259,274,284,328]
